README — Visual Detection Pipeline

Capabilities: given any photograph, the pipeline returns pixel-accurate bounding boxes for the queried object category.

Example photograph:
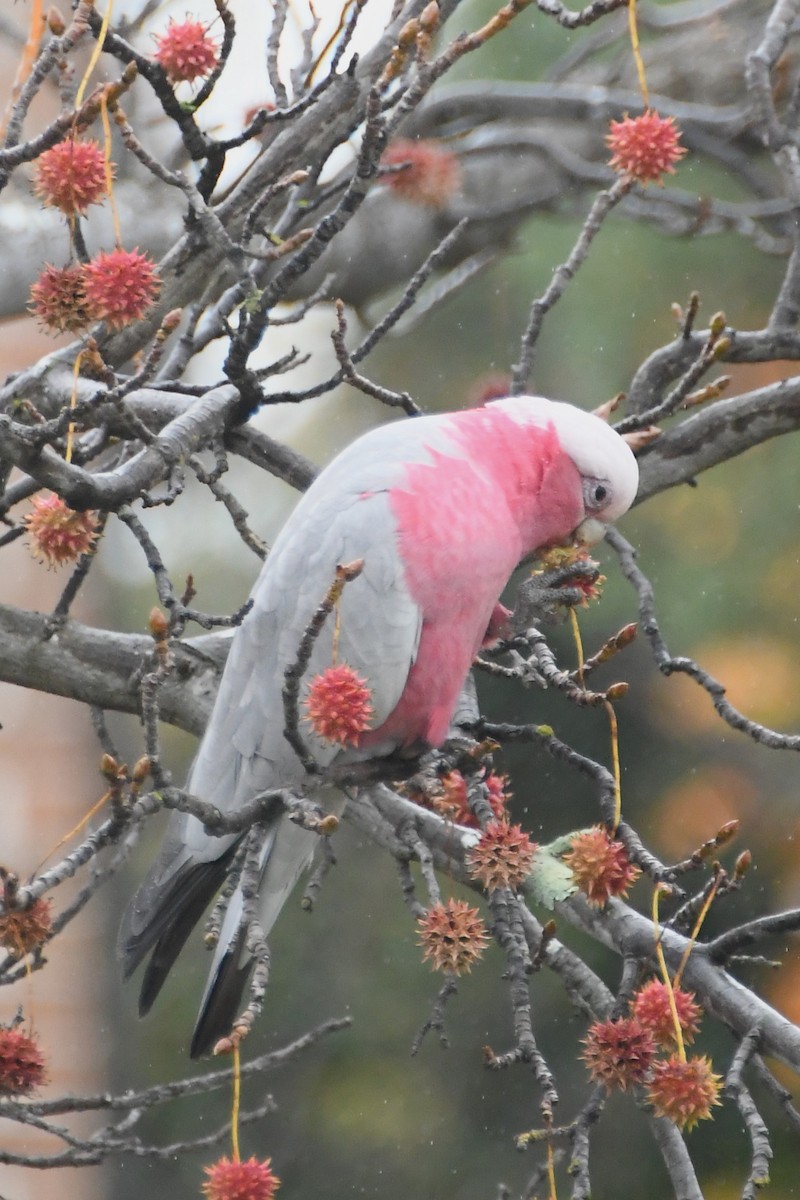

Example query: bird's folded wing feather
[118,483,423,979]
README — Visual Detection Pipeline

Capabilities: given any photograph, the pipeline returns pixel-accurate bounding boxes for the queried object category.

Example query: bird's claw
[511,560,601,630]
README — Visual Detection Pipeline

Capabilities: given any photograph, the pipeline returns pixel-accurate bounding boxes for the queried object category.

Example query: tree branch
[0,603,225,735]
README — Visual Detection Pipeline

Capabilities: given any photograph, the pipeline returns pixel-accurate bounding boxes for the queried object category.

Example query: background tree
[1,1,800,1198]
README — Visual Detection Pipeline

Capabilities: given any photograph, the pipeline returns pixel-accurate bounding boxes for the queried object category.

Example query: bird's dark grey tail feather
[137,869,227,1017]
[118,843,241,1017]
[190,925,252,1059]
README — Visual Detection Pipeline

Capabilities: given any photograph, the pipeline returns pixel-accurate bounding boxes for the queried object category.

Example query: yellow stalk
[99,91,121,246]
[35,790,110,874]
[604,699,622,832]
[652,885,685,1062]
[75,1,115,111]
[627,0,649,109]
[674,873,722,988]
[65,349,87,464]
[231,1042,242,1161]
[568,607,584,687]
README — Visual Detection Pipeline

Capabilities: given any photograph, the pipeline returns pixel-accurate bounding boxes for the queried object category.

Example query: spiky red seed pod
[467,820,537,892]
[83,248,159,329]
[0,898,53,955]
[647,1054,722,1130]
[566,552,605,603]
[576,574,604,603]
[202,1155,280,1200]
[155,18,219,83]
[417,898,489,974]
[24,493,100,568]
[484,773,510,819]
[304,663,373,746]
[582,1016,656,1091]
[380,137,461,208]
[0,1027,47,1095]
[632,980,702,1047]
[563,826,641,907]
[29,262,93,333]
[434,770,470,823]
[607,110,686,185]
[434,770,509,827]
[34,138,108,215]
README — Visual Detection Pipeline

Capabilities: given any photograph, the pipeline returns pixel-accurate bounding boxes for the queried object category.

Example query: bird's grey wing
[119,485,422,1040]
[189,490,424,1054]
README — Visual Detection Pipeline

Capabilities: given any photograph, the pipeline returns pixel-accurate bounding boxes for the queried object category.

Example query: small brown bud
[131,756,151,784]
[622,425,661,452]
[593,392,624,422]
[420,2,440,30]
[317,814,340,836]
[161,309,182,334]
[468,737,501,758]
[397,17,419,46]
[684,376,732,408]
[148,607,169,639]
[181,573,197,606]
[101,753,119,780]
[734,849,752,879]
[709,311,727,335]
[78,345,108,379]
[617,623,638,648]
[712,336,731,359]
[716,819,740,845]
[339,557,365,580]
[670,302,683,322]
[606,681,629,701]
[46,7,66,34]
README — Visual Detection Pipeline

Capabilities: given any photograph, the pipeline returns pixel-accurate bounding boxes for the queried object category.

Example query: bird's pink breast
[360,407,584,749]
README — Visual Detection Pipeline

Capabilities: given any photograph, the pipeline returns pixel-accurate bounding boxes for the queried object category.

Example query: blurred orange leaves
[649,765,756,858]
[653,635,800,737]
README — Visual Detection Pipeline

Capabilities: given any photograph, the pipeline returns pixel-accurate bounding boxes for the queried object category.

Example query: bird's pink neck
[444,404,585,555]
[359,405,583,751]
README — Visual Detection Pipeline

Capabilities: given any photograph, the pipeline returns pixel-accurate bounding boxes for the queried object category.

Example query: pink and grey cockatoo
[119,395,638,1056]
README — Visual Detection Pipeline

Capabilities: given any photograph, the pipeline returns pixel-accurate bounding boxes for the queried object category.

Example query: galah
[119,395,639,1056]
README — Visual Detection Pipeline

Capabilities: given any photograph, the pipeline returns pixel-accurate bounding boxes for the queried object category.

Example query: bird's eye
[583,478,610,512]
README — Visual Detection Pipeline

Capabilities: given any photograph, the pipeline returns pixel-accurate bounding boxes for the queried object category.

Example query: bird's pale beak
[573,516,606,546]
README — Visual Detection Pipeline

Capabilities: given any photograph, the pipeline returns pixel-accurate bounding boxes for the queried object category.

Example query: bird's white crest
[487,394,639,522]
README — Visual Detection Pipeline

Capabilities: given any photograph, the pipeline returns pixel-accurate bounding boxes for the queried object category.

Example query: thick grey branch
[347,787,800,1077]
[560,896,800,1076]
[634,377,800,502]
[0,603,226,735]
[627,328,800,414]
[0,386,240,511]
